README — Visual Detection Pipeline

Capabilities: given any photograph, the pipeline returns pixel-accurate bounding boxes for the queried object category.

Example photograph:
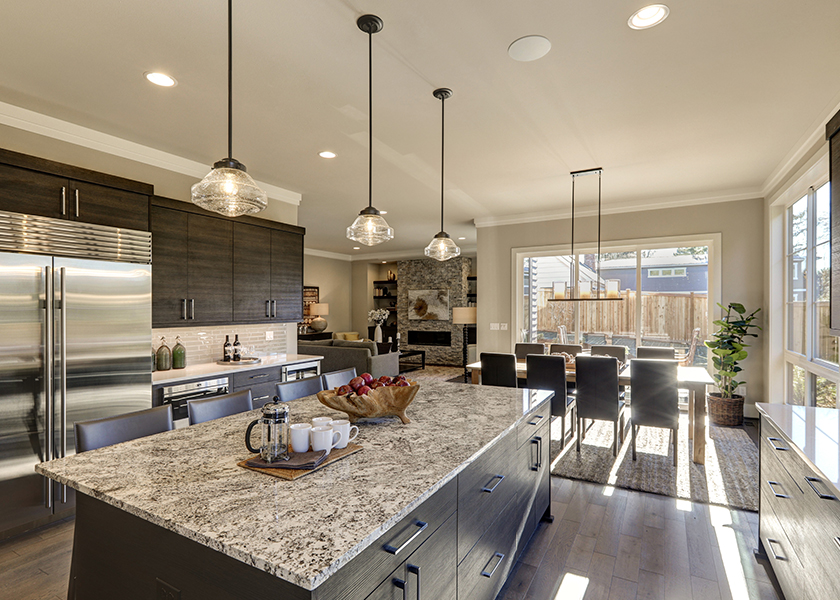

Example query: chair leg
[673,427,678,466]
[619,411,626,443]
[632,421,637,461]
[581,418,586,441]
[576,417,581,452]
[560,415,566,450]
[613,420,619,457]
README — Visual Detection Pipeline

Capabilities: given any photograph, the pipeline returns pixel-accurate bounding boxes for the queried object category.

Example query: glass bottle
[233,334,242,361]
[223,335,232,362]
[172,335,186,369]
[156,336,171,371]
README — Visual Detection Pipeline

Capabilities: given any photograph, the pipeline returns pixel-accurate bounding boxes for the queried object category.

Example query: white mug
[312,416,333,428]
[330,419,359,449]
[290,423,312,453]
[311,426,341,455]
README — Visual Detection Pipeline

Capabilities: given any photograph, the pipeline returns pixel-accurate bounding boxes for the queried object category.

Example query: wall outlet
[265,331,274,340]
[156,579,181,600]
[500,323,508,331]
[490,323,500,330]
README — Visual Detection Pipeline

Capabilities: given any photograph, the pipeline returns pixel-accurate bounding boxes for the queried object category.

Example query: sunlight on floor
[675,498,693,512]
[553,572,589,600]
[709,505,751,600]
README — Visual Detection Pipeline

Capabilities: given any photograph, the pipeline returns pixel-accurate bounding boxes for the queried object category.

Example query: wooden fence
[534,289,708,345]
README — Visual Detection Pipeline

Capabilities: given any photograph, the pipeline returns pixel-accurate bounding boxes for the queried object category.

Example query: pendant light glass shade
[191,0,267,218]
[425,231,461,261]
[347,206,394,246]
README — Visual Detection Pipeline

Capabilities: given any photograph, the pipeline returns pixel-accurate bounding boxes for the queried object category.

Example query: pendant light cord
[440,94,445,232]
[227,0,233,160]
[570,176,575,293]
[368,28,373,210]
[597,170,602,298]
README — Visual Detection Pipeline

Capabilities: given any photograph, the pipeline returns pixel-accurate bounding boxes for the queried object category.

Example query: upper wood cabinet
[0,148,151,231]
[152,197,304,327]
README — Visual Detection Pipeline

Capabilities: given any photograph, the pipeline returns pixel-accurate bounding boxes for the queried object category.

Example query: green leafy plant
[704,302,761,398]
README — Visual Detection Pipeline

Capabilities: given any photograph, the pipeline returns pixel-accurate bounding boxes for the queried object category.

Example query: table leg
[691,383,706,465]
[471,368,480,385]
[688,390,694,441]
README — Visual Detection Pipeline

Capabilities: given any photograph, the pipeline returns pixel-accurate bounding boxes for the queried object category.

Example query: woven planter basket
[707,393,744,427]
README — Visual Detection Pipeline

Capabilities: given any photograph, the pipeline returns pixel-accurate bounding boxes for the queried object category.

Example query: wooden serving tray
[237,443,363,481]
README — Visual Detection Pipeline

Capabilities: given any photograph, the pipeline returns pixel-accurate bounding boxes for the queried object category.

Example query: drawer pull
[529,415,545,427]
[250,373,270,379]
[482,474,506,493]
[253,395,270,403]
[392,578,407,600]
[834,537,840,551]
[266,300,271,318]
[531,438,540,471]
[407,564,420,598]
[767,481,789,499]
[805,477,837,500]
[189,298,195,320]
[181,299,188,320]
[61,187,66,215]
[75,189,80,217]
[766,539,786,561]
[767,437,789,451]
[481,552,505,577]
[383,520,428,555]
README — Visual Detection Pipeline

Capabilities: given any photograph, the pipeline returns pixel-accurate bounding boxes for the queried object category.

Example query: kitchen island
[37,381,553,599]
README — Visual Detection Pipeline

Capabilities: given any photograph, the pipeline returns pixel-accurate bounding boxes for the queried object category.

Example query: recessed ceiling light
[507,35,551,62]
[319,151,336,159]
[144,72,177,87]
[382,261,387,264]
[458,237,466,240]
[353,247,360,250]
[628,4,669,29]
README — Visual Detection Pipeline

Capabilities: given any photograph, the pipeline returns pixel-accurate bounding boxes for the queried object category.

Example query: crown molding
[0,100,301,206]
[304,248,352,261]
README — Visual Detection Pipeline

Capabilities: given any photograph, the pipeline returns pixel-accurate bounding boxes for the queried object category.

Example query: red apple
[378,375,391,383]
[369,381,383,389]
[349,376,364,390]
[337,385,352,395]
[357,385,372,395]
[361,373,374,384]
[396,380,409,387]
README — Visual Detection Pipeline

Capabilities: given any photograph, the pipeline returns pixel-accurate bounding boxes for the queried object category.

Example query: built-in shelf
[373,279,397,285]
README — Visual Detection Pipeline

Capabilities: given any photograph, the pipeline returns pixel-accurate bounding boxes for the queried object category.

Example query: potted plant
[704,302,761,426]
[368,308,390,343]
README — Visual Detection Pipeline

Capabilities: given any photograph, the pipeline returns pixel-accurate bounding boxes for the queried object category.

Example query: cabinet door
[151,206,189,326]
[70,181,149,231]
[233,222,272,322]
[270,229,303,322]
[188,213,233,323]
[0,163,67,219]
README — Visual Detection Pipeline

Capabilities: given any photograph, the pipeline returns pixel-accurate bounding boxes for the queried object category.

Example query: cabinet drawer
[458,494,520,600]
[760,501,803,597]
[314,478,456,600]
[516,402,550,448]
[457,432,516,562]
[232,367,283,390]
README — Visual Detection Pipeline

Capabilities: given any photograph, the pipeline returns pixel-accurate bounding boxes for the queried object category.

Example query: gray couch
[298,339,399,379]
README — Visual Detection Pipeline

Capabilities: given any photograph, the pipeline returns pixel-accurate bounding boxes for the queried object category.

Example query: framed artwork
[408,289,449,320]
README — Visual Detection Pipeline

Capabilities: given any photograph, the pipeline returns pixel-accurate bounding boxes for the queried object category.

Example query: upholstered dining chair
[574,355,627,456]
[514,343,545,360]
[590,344,628,363]
[75,405,174,453]
[636,346,676,360]
[187,390,254,425]
[527,354,576,448]
[321,368,358,390]
[276,376,325,402]
[549,344,583,356]
[629,358,680,465]
[479,352,518,388]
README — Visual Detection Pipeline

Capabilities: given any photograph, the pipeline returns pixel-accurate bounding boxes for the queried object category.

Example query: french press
[245,398,290,462]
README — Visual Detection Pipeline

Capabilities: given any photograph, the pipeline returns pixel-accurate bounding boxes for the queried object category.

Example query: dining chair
[549,344,583,356]
[187,390,254,425]
[590,344,628,363]
[276,376,325,402]
[574,355,627,456]
[526,354,575,449]
[636,346,676,360]
[479,352,518,388]
[629,358,680,465]
[75,405,174,453]
[514,343,545,360]
[321,368,358,390]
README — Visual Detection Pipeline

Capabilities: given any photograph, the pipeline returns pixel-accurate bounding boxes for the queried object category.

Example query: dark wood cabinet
[271,229,304,322]
[151,206,189,325]
[0,148,151,231]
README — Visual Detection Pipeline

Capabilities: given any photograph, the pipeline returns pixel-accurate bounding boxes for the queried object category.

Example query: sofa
[298,339,399,379]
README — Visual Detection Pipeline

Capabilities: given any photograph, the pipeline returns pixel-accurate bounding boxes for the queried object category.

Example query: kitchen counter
[37,381,552,594]
[151,353,323,385]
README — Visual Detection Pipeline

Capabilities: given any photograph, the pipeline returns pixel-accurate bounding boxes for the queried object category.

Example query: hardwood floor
[0,516,73,600]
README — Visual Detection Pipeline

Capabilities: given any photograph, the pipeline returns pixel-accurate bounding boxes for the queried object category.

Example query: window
[648,267,687,278]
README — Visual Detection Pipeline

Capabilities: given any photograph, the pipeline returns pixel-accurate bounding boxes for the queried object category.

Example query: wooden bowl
[316,382,420,424]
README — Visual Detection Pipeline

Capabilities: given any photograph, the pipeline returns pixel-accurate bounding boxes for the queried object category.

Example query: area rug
[550,413,759,511]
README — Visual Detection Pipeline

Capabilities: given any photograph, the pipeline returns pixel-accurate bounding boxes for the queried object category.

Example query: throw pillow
[344,332,360,341]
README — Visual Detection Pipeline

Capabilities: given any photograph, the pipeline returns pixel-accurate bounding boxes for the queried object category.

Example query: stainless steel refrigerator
[0,211,152,538]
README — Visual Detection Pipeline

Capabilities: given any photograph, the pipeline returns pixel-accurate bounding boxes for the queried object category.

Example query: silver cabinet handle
[383,520,428,555]
[531,438,540,471]
[252,395,270,403]
[805,476,837,500]
[74,189,79,217]
[481,552,505,577]
[767,437,789,451]
[272,299,277,318]
[407,564,420,599]
[266,300,271,318]
[392,578,407,600]
[766,539,786,561]
[60,187,66,216]
[250,373,270,379]
[834,537,840,551]
[181,299,188,320]
[58,267,68,503]
[189,298,195,320]
[43,266,54,510]
[767,480,789,499]
[482,474,505,493]
[529,415,545,427]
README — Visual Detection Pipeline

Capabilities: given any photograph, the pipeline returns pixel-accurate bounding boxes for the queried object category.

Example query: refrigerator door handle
[44,266,54,510]
[58,267,68,503]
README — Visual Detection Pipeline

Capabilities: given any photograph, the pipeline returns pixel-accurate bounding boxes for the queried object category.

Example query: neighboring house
[598,249,708,293]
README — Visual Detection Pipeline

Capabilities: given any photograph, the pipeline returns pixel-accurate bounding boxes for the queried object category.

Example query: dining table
[466,358,715,464]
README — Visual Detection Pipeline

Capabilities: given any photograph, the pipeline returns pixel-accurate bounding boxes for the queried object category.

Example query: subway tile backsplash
[152,323,297,366]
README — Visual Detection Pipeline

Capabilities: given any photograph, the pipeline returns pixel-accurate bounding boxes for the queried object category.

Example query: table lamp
[309,303,329,333]
[453,307,477,383]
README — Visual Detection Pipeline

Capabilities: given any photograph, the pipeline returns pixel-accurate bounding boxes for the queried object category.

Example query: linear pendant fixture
[346,14,394,246]
[191,0,267,218]
[425,88,460,261]
[548,167,623,302]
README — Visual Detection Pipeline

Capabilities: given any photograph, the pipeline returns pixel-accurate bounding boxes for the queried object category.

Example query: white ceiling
[2,0,840,257]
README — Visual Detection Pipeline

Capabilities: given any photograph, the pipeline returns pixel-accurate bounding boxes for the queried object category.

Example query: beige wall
[477,197,767,405]
[303,253,353,334]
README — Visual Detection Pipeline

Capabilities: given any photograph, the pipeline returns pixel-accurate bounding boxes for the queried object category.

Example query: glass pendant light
[346,14,394,246]
[424,88,460,261]
[191,0,267,218]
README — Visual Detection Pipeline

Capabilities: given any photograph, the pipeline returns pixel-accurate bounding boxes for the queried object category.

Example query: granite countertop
[37,381,552,591]
[756,403,840,490]
[151,353,324,385]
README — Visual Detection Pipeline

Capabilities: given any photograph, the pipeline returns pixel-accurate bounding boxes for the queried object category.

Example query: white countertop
[151,353,324,385]
[756,403,840,490]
